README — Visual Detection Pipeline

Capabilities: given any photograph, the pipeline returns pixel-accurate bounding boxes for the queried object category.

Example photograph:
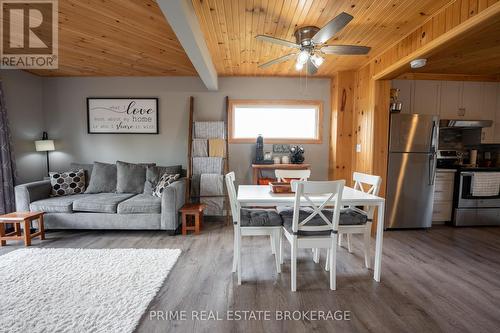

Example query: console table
[251,163,311,185]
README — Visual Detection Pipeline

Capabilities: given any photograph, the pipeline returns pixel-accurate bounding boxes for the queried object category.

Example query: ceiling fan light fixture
[311,54,324,67]
[295,61,304,71]
[297,50,310,65]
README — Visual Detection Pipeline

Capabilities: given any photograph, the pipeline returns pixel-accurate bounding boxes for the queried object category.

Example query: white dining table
[237,185,386,282]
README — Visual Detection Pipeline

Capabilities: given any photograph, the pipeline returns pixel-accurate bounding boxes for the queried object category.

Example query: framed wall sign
[87,97,159,134]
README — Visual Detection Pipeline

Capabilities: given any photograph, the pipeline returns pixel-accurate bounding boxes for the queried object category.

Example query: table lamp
[35,132,55,175]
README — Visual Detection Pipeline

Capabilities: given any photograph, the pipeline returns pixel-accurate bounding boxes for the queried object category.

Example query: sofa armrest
[161,178,186,231]
[15,180,52,211]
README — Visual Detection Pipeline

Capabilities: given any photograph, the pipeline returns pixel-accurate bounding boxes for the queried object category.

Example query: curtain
[0,81,17,214]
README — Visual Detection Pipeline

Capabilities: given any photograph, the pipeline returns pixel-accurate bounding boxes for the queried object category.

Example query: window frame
[227,99,323,144]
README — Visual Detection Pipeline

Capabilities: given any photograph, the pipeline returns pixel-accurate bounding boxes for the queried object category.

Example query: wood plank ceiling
[411,12,500,76]
[191,0,455,77]
[29,0,196,76]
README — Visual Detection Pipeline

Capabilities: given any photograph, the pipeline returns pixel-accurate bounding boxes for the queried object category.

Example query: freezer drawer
[385,152,435,228]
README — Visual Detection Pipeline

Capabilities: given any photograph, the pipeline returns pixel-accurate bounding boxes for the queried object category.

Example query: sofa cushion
[73,193,135,213]
[116,161,147,194]
[30,194,90,213]
[49,169,86,197]
[70,163,93,187]
[153,173,180,197]
[85,162,117,194]
[117,194,161,214]
[240,208,282,227]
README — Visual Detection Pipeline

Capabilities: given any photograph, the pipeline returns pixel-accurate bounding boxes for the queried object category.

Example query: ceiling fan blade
[306,59,318,75]
[321,45,371,55]
[311,12,353,44]
[255,35,300,49]
[258,53,297,68]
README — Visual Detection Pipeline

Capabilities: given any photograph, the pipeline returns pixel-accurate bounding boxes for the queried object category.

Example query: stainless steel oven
[454,171,500,226]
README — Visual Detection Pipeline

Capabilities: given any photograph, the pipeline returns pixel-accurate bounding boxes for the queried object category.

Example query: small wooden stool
[0,212,45,246]
[180,203,206,235]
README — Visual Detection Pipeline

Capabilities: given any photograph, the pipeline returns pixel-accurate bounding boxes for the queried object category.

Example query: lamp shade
[35,139,55,152]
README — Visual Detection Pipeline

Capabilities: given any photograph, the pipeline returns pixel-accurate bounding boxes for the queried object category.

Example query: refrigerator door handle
[429,153,437,186]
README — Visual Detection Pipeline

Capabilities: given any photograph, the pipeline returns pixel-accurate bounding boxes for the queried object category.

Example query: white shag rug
[0,248,181,333]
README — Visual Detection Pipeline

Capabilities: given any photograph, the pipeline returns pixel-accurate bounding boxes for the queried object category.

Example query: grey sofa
[14,164,186,235]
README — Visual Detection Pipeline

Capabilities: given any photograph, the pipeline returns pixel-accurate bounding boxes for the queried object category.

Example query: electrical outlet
[356,144,362,153]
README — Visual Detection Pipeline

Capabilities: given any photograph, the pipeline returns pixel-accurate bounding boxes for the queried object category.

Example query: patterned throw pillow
[152,173,180,197]
[50,169,86,197]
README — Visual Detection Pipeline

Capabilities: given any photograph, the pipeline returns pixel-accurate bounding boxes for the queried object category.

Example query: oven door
[457,172,500,208]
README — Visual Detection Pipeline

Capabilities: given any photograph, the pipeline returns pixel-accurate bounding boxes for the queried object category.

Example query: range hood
[440,119,493,128]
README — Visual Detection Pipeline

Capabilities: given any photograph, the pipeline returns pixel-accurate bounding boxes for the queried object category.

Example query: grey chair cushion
[30,194,91,213]
[144,165,183,194]
[70,163,93,187]
[73,193,135,213]
[117,194,161,214]
[278,207,333,236]
[278,207,368,236]
[339,208,368,225]
[85,162,117,193]
[116,161,147,194]
[240,209,282,227]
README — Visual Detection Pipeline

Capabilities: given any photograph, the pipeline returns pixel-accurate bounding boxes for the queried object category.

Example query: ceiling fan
[256,12,370,75]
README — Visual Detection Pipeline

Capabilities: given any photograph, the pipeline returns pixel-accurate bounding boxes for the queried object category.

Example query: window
[228,100,323,144]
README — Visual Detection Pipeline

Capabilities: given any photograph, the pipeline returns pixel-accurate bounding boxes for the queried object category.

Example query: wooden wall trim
[370,0,500,80]
[396,73,500,82]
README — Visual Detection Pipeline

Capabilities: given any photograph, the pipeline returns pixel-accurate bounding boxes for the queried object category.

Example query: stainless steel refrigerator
[385,113,439,229]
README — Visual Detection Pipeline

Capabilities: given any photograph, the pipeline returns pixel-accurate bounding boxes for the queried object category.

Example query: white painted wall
[40,76,331,185]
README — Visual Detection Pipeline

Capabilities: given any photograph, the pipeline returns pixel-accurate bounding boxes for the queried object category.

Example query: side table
[180,203,206,235]
[0,212,45,246]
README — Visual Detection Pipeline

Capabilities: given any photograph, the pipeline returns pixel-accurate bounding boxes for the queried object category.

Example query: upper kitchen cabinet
[413,80,440,116]
[462,82,484,120]
[392,80,413,114]
[439,81,462,119]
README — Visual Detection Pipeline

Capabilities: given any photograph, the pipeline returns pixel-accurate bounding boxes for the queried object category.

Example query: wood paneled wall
[329,65,390,194]
[329,72,355,186]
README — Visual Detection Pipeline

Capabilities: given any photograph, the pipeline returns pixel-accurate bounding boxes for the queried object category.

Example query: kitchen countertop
[437,166,500,172]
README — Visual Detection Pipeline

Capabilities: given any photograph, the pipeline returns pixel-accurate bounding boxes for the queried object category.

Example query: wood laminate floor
[1,223,499,333]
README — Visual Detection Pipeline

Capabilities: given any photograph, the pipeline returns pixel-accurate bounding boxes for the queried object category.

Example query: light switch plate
[356,144,362,153]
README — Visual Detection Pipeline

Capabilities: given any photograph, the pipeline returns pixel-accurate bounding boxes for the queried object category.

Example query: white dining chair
[326,172,382,271]
[278,179,345,291]
[225,172,283,285]
[275,169,311,182]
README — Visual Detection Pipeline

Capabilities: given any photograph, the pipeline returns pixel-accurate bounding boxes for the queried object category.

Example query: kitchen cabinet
[392,80,413,114]
[432,170,455,223]
[462,82,483,119]
[413,80,440,116]
[439,81,462,119]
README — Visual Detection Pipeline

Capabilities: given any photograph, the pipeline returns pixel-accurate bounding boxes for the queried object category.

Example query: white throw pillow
[152,173,180,197]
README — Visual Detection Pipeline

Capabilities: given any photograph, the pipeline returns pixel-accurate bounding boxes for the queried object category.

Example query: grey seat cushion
[85,162,117,193]
[73,193,135,213]
[117,194,161,214]
[240,209,282,227]
[340,208,369,225]
[116,161,148,194]
[30,194,91,213]
[278,207,368,236]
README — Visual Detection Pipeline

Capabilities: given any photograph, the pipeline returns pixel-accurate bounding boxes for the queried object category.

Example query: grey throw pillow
[85,162,117,193]
[144,165,182,194]
[116,161,147,194]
